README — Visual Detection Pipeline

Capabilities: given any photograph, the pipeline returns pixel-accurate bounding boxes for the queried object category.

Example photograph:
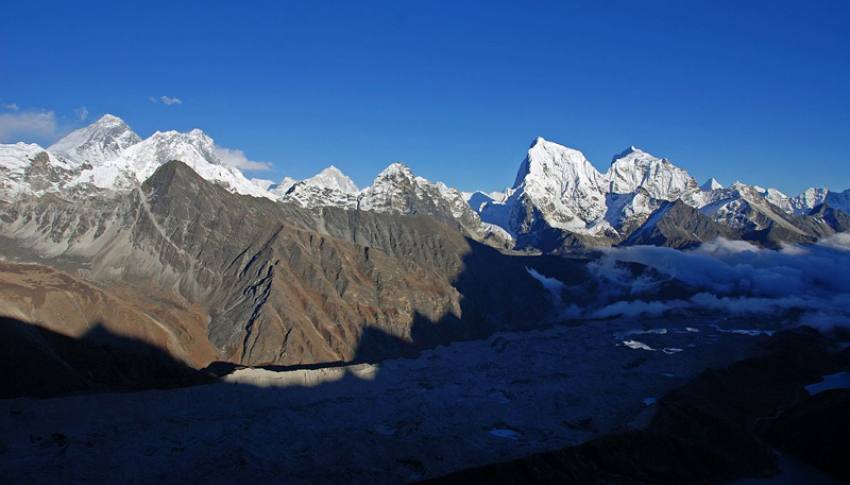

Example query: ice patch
[805,372,850,395]
[662,348,684,354]
[622,340,655,351]
[642,397,657,406]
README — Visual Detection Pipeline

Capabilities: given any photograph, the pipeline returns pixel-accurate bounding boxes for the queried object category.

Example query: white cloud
[160,96,182,105]
[526,235,850,329]
[149,96,182,106]
[214,146,272,171]
[75,106,89,121]
[2,103,19,111]
[572,236,850,328]
[818,232,850,251]
[0,110,57,142]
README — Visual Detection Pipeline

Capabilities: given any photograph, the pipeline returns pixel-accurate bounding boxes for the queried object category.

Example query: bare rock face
[808,202,850,233]
[0,161,559,368]
[622,200,737,249]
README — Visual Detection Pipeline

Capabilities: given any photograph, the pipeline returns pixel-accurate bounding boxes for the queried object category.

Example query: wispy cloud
[2,103,20,111]
[214,146,272,171]
[75,106,89,121]
[150,95,182,106]
[0,110,57,143]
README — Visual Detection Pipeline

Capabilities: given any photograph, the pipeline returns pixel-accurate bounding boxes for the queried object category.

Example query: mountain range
[2,114,848,253]
[1,114,849,371]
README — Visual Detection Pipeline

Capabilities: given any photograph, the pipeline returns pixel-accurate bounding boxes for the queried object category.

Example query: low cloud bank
[566,237,850,329]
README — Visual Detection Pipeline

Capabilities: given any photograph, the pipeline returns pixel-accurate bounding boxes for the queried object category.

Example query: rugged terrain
[0,161,568,369]
[1,115,850,483]
[0,315,803,483]
[1,114,850,372]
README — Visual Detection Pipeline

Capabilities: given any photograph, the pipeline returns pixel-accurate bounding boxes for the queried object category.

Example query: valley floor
[0,315,775,483]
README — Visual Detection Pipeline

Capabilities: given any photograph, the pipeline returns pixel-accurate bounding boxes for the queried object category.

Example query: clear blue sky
[2,0,848,194]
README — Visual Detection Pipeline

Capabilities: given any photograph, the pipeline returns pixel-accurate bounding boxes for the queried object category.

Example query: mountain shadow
[0,316,214,399]
[426,326,850,484]
[5,311,849,482]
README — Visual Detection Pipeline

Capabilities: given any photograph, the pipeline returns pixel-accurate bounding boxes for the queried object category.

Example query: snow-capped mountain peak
[269,176,298,197]
[701,178,724,191]
[515,137,604,190]
[607,146,697,200]
[794,187,829,213]
[48,114,141,166]
[501,137,610,235]
[301,165,358,193]
[611,145,647,161]
[277,166,359,208]
[46,123,271,198]
[376,162,417,180]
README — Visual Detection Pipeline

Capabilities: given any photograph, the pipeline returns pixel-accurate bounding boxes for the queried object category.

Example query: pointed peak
[318,165,343,176]
[378,162,414,178]
[526,137,586,157]
[143,159,206,193]
[513,137,597,189]
[48,113,141,164]
[301,165,358,193]
[527,136,582,154]
[701,177,724,191]
[95,113,127,126]
[611,145,656,164]
[530,136,547,148]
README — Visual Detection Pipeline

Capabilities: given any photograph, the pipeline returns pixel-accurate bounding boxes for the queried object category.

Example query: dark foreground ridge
[0,316,214,399]
[426,326,850,484]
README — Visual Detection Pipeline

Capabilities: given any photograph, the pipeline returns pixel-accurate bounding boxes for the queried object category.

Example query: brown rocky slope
[0,161,598,371]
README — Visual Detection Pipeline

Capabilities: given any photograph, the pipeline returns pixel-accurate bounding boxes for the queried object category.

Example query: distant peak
[379,162,414,177]
[730,181,750,192]
[530,136,547,148]
[319,165,343,176]
[95,113,126,125]
[611,145,653,163]
[302,164,358,193]
[701,177,724,191]
[149,128,213,144]
[47,113,140,162]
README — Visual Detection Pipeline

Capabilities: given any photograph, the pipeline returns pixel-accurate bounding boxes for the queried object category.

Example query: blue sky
[2,0,848,194]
